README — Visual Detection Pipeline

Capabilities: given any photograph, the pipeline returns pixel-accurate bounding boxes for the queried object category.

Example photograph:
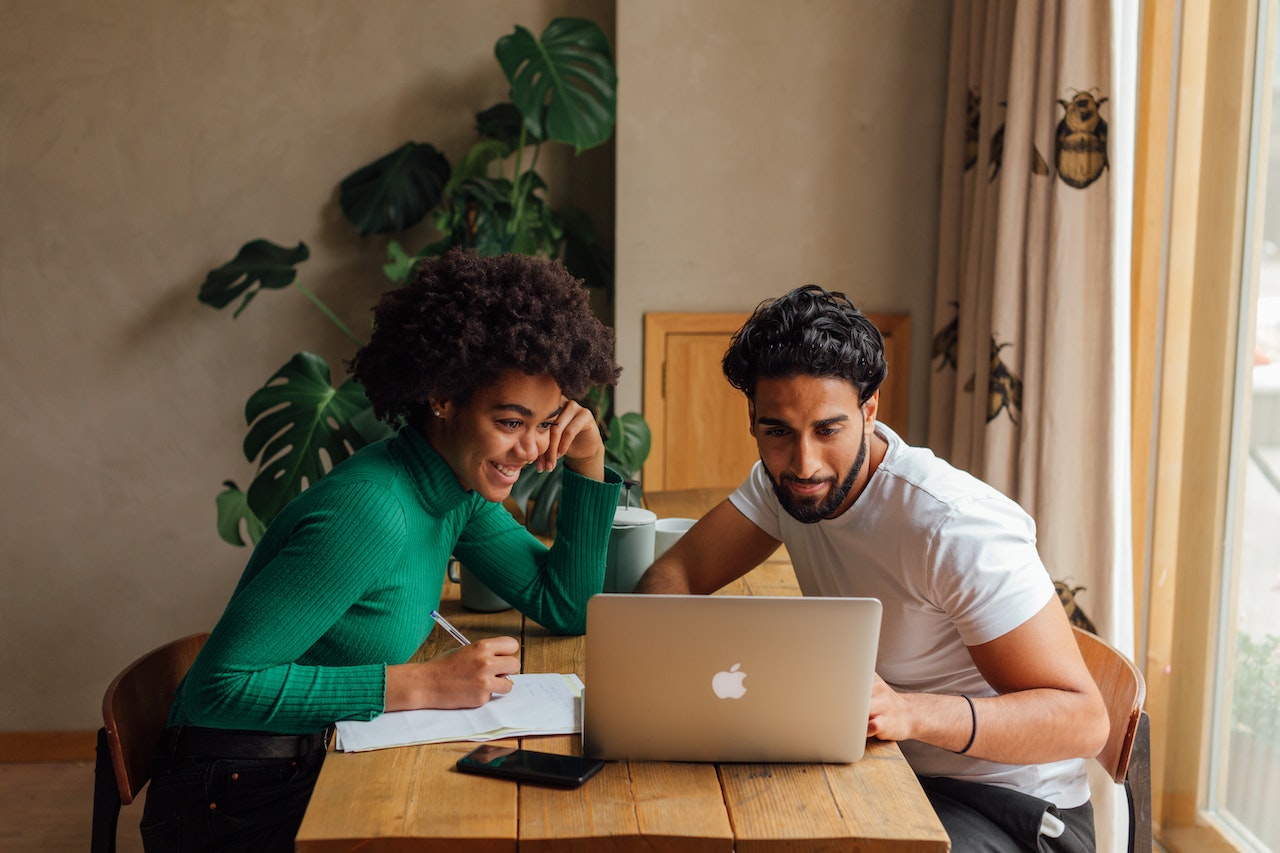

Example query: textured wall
[0,0,614,731]
[613,0,950,434]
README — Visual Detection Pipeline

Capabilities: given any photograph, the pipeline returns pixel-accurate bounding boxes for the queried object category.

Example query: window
[1210,6,1280,844]
[1136,0,1279,850]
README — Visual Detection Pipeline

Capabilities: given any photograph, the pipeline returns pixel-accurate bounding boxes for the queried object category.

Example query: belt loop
[161,725,180,758]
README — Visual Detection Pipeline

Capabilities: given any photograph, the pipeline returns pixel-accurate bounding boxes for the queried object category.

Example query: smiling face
[749,375,880,523]
[427,371,567,503]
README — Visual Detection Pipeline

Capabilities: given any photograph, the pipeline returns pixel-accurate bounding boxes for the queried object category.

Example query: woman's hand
[541,399,606,481]
[384,636,520,711]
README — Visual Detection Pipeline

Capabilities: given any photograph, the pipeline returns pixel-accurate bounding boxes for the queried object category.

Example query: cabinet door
[643,312,910,491]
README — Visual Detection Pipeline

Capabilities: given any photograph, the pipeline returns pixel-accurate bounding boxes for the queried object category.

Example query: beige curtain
[931,5,1134,843]
[930,0,1129,645]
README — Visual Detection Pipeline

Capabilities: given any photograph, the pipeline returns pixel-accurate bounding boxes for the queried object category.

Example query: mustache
[780,474,835,487]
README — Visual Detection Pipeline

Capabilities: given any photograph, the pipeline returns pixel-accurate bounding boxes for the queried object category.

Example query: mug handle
[447,557,461,584]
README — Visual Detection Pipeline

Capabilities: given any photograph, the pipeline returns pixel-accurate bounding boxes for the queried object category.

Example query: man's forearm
[634,559,693,594]
[897,687,1108,765]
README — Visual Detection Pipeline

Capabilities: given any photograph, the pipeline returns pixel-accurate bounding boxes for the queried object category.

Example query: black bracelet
[957,693,977,754]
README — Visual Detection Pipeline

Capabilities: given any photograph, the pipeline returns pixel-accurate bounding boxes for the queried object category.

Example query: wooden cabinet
[642,311,910,491]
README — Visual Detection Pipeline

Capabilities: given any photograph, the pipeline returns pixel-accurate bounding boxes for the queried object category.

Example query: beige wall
[0,0,948,731]
[0,0,614,731]
[614,0,950,433]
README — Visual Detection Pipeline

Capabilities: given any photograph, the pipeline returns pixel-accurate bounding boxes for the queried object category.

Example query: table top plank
[824,746,952,850]
[721,742,949,852]
[295,740,518,853]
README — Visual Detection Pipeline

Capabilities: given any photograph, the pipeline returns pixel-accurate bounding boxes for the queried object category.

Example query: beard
[768,432,868,524]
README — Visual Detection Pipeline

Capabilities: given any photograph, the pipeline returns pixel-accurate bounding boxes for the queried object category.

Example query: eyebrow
[492,403,565,420]
[755,415,851,429]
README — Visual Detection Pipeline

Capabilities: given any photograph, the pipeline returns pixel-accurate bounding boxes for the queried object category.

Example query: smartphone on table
[456,744,605,788]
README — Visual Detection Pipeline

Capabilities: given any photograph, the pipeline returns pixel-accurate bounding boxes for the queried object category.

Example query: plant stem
[295,281,365,347]
[508,126,530,235]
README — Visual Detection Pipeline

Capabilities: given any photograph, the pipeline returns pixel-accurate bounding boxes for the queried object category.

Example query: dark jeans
[140,732,326,852]
[919,775,1096,853]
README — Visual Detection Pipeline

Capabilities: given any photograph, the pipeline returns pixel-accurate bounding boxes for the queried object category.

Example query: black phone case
[456,746,605,788]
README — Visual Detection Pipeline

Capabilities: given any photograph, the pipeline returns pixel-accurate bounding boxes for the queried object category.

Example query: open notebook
[582,594,882,763]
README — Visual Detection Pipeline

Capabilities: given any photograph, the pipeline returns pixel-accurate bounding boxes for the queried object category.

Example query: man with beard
[635,285,1109,853]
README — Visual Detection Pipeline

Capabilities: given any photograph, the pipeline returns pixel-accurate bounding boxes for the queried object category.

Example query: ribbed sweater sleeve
[173,481,415,732]
[454,466,622,634]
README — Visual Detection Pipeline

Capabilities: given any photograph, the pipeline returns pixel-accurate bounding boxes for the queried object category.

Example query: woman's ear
[429,398,454,419]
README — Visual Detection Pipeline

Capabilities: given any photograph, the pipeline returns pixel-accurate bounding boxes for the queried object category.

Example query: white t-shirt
[729,423,1090,808]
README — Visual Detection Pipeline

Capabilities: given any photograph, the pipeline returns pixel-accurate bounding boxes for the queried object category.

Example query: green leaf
[581,385,610,427]
[447,140,510,193]
[558,205,612,291]
[431,176,510,254]
[348,402,398,445]
[199,240,309,318]
[241,353,376,525]
[215,481,265,547]
[382,240,417,283]
[507,171,562,255]
[338,142,451,236]
[603,412,652,478]
[509,461,558,514]
[495,18,617,153]
[526,469,564,535]
[475,102,542,154]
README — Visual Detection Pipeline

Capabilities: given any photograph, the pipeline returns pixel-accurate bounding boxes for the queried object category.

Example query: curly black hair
[722,284,887,404]
[348,250,621,429]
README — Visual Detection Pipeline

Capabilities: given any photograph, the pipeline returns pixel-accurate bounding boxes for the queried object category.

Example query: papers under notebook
[332,673,583,752]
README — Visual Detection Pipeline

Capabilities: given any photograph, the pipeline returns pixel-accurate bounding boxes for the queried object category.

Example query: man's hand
[867,674,974,752]
[864,599,1110,764]
[385,636,521,711]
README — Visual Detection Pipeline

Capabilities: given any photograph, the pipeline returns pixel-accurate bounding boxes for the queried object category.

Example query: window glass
[1219,14,1280,847]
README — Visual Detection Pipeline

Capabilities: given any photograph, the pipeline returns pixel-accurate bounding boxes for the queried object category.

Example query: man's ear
[861,390,880,432]
[747,399,758,437]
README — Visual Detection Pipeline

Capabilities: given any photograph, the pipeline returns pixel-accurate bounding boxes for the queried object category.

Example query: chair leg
[92,727,121,853]
[1126,711,1153,853]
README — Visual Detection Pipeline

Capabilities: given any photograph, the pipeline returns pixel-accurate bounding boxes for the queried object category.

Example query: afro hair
[348,250,621,429]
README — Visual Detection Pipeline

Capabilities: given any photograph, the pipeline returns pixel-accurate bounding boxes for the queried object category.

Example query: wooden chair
[91,632,208,853]
[1073,626,1152,853]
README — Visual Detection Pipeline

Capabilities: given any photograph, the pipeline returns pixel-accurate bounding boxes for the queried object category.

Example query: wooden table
[295,489,950,852]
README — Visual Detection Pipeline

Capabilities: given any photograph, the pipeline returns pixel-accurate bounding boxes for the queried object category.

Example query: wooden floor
[0,761,144,852]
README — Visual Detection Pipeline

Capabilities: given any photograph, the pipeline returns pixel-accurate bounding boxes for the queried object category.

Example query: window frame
[1135,0,1276,849]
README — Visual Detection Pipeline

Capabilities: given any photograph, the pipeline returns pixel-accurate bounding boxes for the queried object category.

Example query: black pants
[919,775,1096,853]
[140,727,327,853]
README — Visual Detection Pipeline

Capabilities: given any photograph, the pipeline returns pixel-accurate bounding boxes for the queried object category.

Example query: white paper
[332,673,583,752]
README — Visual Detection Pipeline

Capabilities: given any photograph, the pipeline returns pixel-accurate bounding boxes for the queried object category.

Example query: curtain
[930,2,1136,847]
[930,0,1132,648]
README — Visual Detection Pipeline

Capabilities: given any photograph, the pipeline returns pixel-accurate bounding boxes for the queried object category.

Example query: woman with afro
[141,250,624,851]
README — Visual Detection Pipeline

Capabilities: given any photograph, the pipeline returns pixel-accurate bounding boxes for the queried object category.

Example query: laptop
[582,594,882,763]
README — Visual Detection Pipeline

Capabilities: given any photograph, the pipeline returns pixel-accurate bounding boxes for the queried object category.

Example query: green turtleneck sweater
[168,428,621,734]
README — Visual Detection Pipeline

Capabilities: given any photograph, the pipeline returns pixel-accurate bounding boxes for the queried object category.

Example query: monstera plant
[199,17,648,546]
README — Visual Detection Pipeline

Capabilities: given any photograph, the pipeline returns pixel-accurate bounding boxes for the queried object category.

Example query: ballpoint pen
[429,610,471,646]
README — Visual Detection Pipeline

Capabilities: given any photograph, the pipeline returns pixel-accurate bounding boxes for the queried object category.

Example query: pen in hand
[430,610,471,646]
[430,609,517,682]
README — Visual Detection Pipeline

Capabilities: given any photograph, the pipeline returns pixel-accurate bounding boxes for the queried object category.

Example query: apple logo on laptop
[711,663,747,699]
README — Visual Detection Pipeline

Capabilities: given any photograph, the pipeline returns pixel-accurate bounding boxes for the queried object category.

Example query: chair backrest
[1072,626,1145,783]
[101,632,208,804]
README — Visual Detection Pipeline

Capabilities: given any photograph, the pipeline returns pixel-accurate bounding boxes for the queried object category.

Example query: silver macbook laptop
[582,594,882,763]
